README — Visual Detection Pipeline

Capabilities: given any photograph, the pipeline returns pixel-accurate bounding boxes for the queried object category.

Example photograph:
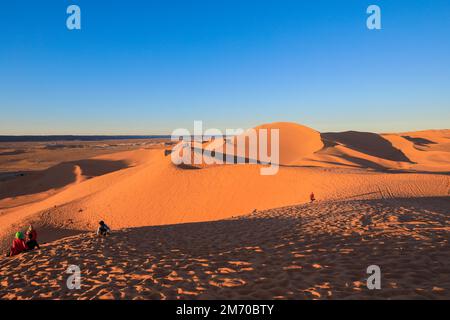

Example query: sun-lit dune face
[254,122,324,165]
[304,129,450,172]
[226,122,324,165]
[173,122,324,167]
[380,131,450,172]
[396,130,450,152]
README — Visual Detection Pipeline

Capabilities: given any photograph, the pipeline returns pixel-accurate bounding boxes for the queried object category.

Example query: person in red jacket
[6,232,27,257]
[26,225,37,241]
[310,192,316,203]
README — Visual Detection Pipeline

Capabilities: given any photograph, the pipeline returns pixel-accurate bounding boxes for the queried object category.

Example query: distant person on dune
[5,232,27,257]
[26,225,37,241]
[310,192,316,203]
[25,232,40,251]
[97,221,111,237]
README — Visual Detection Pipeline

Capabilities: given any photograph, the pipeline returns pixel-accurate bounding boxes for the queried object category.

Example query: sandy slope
[0,123,449,250]
[0,148,448,250]
[0,122,449,300]
[0,197,448,300]
[203,122,324,165]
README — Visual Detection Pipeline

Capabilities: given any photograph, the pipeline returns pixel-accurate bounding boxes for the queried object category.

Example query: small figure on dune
[5,232,27,257]
[310,192,316,203]
[97,220,111,237]
[26,225,37,241]
[25,232,40,251]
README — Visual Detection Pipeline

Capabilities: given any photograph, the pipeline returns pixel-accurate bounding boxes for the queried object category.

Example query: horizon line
[1,127,449,137]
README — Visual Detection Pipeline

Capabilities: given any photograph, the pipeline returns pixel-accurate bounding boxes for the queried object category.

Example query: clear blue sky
[0,0,449,134]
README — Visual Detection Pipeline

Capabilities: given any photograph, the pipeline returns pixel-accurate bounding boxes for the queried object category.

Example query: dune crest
[230,122,324,165]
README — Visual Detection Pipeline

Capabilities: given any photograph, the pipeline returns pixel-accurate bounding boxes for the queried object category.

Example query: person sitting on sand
[25,232,40,251]
[310,192,316,203]
[6,232,27,257]
[26,225,37,241]
[97,221,111,237]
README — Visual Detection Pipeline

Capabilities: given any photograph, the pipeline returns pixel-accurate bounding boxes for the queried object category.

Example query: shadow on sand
[1,197,448,299]
[321,131,412,162]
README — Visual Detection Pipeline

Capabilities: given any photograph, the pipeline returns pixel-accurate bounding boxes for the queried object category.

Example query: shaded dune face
[321,131,412,163]
[401,136,437,147]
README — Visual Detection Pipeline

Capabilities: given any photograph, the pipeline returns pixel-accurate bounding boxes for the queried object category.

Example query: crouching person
[97,220,111,237]
[26,232,40,251]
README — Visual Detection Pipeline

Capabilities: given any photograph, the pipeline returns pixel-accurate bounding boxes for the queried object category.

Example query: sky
[0,0,449,134]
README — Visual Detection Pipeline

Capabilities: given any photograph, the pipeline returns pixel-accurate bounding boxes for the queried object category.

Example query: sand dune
[321,131,411,162]
[382,132,450,172]
[0,197,448,300]
[306,129,450,172]
[227,122,324,165]
[185,123,450,172]
[0,159,130,208]
[195,122,323,166]
[0,148,448,250]
[0,123,449,250]
[0,122,448,299]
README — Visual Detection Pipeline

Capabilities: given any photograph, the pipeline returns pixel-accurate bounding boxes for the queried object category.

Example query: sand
[0,197,448,300]
[209,122,325,165]
[0,122,449,299]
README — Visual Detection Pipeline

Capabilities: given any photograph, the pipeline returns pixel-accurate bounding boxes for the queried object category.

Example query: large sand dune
[0,122,448,299]
[0,123,449,248]
[223,122,324,165]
